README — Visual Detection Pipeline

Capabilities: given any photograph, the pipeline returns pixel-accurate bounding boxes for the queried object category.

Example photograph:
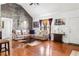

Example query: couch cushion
[22,30,28,35]
[16,30,21,35]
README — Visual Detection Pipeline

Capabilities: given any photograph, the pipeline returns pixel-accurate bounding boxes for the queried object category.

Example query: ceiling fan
[29,3,39,6]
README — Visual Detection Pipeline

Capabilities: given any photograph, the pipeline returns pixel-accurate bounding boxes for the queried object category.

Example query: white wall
[33,10,79,44]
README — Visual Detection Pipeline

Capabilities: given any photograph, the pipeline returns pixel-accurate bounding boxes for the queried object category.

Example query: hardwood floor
[0,40,79,56]
[11,40,79,56]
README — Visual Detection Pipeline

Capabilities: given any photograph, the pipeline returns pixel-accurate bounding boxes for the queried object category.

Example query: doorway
[1,17,13,40]
[68,17,79,44]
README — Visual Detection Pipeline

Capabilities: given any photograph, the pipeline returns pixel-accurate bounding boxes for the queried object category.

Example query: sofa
[12,30,29,40]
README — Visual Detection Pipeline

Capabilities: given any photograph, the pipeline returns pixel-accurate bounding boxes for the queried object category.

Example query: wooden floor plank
[0,40,79,56]
[11,40,79,56]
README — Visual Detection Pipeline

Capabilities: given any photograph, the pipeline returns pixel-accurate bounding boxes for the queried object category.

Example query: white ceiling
[1,3,79,18]
[19,3,79,18]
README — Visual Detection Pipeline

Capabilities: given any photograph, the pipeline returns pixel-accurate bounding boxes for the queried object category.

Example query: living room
[0,3,79,56]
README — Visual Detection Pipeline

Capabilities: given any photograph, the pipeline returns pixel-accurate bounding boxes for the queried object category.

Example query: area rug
[70,50,79,56]
[27,41,41,46]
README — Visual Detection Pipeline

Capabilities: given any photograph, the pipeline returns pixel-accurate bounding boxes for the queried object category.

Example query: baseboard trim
[68,43,79,46]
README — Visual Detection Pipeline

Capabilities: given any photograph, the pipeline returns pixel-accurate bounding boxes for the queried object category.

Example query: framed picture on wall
[33,22,39,28]
[54,19,65,25]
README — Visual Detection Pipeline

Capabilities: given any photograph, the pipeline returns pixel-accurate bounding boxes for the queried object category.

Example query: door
[1,18,13,40]
[68,17,79,44]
